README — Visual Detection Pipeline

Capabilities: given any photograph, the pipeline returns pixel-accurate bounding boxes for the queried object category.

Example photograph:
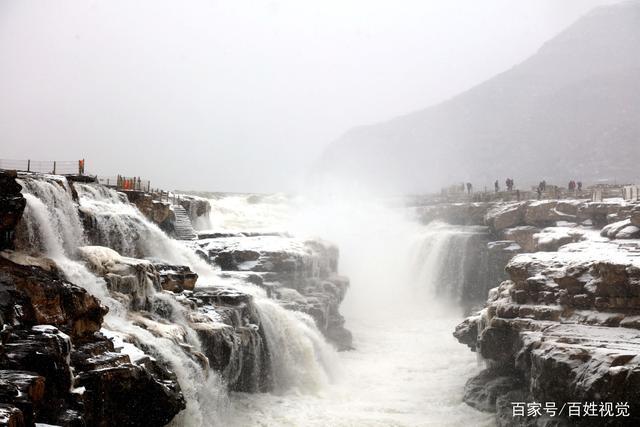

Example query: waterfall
[15,176,338,425]
[76,183,337,394]
[17,177,85,256]
[76,183,214,277]
[252,298,337,393]
[15,176,228,426]
[410,222,488,303]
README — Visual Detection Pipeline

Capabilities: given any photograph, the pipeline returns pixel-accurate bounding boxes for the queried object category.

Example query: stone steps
[170,205,197,240]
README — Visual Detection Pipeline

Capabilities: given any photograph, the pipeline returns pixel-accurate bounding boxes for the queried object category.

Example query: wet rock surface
[197,233,353,350]
[0,172,26,252]
[455,241,640,426]
[0,254,185,427]
[190,286,272,392]
[124,191,172,225]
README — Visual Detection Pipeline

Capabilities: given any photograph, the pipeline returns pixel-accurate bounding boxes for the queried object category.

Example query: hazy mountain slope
[317,1,640,192]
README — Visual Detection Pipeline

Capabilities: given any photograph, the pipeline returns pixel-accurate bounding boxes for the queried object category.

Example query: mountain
[316,1,640,193]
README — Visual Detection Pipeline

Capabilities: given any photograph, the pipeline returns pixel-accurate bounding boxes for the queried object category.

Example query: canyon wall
[438,196,640,426]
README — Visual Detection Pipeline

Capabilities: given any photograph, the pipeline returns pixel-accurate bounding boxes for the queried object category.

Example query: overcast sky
[0,0,619,192]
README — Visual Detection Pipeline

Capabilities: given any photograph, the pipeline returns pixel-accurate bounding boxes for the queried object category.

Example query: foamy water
[15,176,493,426]
[204,192,495,426]
[227,309,493,427]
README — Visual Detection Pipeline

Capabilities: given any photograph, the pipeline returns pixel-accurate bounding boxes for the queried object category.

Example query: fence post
[27,159,30,172]
[53,161,56,174]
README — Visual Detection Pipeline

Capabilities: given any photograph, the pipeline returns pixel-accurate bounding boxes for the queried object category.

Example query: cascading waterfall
[17,177,86,256]
[76,182,337,394]
[15,176,338,425]
[76,183,209,267]
[221,196,493,426]
[15,176,228,425]
[249,297,337,393]
[410,221,488,302]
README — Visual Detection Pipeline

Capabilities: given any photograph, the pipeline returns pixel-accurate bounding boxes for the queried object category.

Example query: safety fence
[0,158,85,175]
[97,175,151,192]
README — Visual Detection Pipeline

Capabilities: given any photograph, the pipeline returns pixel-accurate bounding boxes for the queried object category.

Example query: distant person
[466,182,472,194]
[494,180,499,193]
[505,178,514,192]
[542,180,546,191]
[577,181,583,191]
[537,186,542,200]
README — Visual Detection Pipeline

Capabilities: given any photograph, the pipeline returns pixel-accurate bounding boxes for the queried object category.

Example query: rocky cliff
[449,196,640,426]
[0,253,185,426]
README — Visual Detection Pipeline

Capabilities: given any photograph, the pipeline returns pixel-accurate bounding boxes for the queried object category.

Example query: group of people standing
[568,180,583,192]
[461,178,583,198]
[494,178,515,192]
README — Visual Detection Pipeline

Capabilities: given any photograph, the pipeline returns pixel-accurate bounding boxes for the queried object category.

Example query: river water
[205,194,495,426]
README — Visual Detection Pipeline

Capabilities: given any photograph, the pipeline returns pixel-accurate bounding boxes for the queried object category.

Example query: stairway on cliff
[170,205,197,240]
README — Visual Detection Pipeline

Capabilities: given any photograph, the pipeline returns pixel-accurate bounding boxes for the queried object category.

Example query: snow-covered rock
[485,202,526,232]
[601,219,640,240]
[196,233,352,349]
[533,226,586,251]
[502,226,538,252]
[455,241,640,425]
[522,200,576,226]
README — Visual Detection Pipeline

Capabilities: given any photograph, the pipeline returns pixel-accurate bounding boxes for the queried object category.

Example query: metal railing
[0,158,85,175]
[98,175,151,192]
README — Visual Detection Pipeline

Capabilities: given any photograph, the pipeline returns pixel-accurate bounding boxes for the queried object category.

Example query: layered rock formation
[0,254,185,427]
[197,233,353,350]
[451,195,640,426]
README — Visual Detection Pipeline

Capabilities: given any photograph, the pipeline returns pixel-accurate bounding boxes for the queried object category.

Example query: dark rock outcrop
[0,253,185,427]
[123,191,173,226]
[0,254,106,338]
[191,286,272,392]
[0,172,26,252]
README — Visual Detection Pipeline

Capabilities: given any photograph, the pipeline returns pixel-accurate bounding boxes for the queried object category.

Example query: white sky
[0,0,619,192]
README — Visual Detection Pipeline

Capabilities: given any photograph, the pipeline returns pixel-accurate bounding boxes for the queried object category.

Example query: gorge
[3,170,640,426]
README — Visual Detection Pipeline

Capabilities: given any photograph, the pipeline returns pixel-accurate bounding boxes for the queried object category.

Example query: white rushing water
[202,193,495,426]
[14,176,493,426]
[75,183,337,396]
[15,175,338,426]
[16,176,229,426]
